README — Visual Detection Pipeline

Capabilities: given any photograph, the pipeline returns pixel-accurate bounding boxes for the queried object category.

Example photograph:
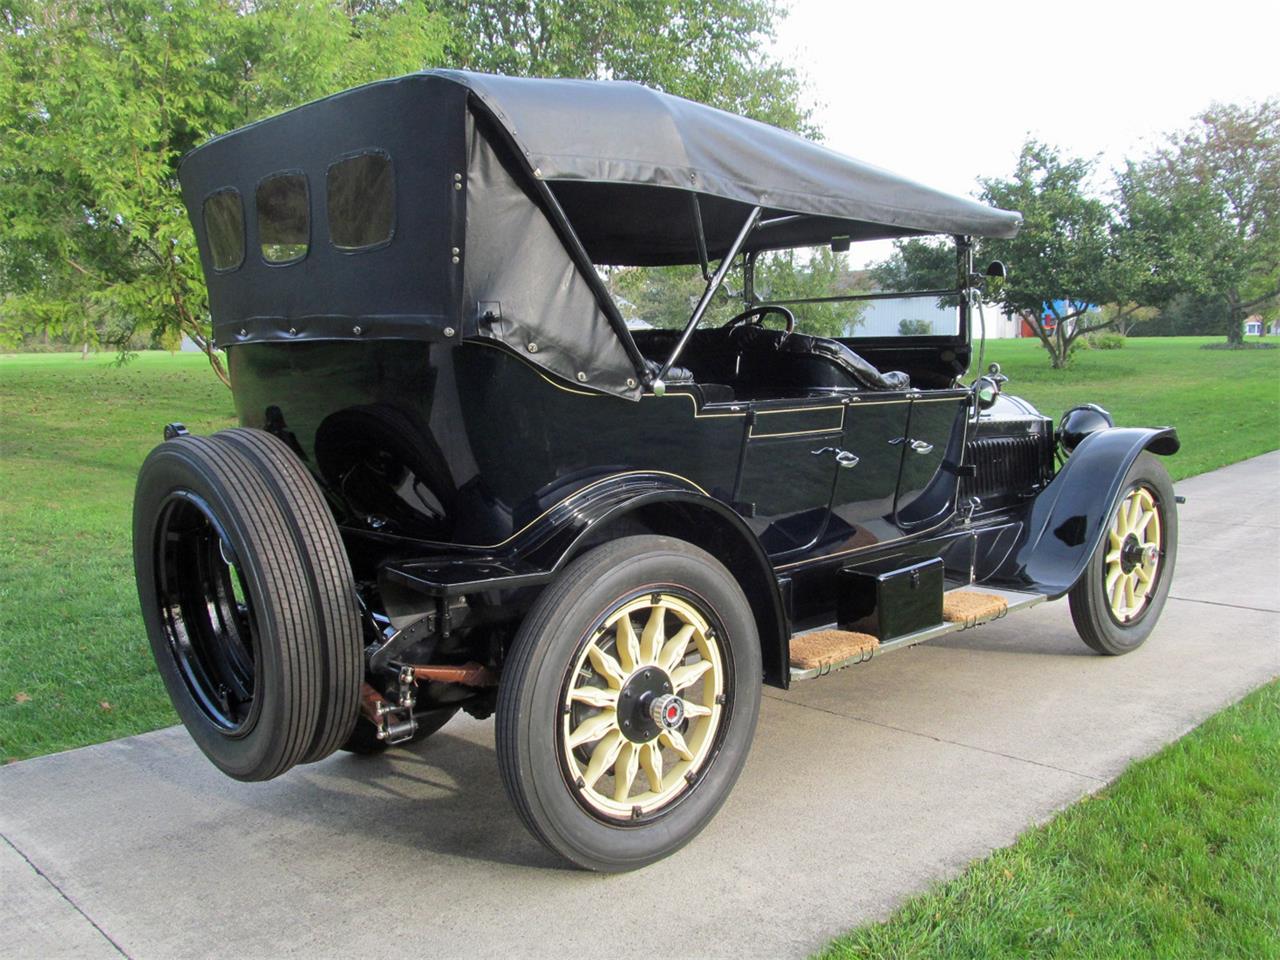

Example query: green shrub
[1086,331,1126,350]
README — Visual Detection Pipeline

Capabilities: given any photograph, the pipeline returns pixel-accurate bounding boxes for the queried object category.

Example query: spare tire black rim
[154,490,260,734]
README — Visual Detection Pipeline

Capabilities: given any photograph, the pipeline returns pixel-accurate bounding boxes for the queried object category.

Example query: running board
[788,586,1048,681]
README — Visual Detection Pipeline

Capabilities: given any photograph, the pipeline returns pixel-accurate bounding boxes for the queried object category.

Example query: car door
[823,396,913,551]
[894,390,970,532]
[735,400,844,558]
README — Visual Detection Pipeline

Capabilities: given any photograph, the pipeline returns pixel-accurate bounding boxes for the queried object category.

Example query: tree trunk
[1225,291,1243,345]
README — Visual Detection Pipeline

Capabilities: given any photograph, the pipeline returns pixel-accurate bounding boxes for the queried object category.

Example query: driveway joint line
[763,693,1107,783]
[1167,595,1279,614]
[1,831,131,959]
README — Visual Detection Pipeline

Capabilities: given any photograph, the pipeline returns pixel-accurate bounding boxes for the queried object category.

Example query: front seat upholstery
[775,333,911,392]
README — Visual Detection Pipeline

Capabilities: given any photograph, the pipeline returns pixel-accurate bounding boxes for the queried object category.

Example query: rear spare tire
[133,431,360,780]
[215,428,363,763]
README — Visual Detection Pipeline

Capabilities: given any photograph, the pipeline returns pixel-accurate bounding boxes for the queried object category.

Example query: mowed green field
[1,352,236,761]
[1,336,1278,761]
[977,336,1280,481]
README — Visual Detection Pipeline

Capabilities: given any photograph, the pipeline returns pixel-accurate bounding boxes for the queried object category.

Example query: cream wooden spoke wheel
[1103,485,1162,623]
[1069,452,1178,656]
[562,592,724,820]
[496,535,761,872]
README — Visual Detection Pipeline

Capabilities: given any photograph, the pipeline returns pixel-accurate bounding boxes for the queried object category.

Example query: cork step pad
[942,590,1008,626]
[789,629,879,672]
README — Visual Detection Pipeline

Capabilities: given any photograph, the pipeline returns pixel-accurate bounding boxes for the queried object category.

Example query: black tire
[340,706,458,755]
[133,434,354,780]
[214,428,362,763]
[1069,452,1178,655]
[496,535,761,872]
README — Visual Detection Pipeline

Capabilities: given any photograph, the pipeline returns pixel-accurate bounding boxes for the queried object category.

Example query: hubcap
[561,592,725,820]
[1104,485,1162,623]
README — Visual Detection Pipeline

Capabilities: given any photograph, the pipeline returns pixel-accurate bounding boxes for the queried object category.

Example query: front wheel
[1069,452,1178,655]
[496,536,761,872]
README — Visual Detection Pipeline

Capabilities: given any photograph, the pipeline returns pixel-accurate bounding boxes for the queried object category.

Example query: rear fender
[378,473,790,687]
[990,427,1179,597]
[542,488,790,688]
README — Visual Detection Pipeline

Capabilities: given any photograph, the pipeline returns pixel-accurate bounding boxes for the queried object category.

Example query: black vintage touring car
[135,71,1179,871]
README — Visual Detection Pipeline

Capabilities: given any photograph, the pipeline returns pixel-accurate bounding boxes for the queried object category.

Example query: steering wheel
[719,304,796,336]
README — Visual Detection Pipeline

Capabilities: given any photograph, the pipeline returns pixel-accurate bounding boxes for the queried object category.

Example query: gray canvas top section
[431,70,1022,247]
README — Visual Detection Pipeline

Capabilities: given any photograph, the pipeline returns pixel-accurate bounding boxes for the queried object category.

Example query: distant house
[849,296,1020,338]
[1243,314,1276,336]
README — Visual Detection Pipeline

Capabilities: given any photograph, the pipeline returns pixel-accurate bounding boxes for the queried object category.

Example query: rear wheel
[1069,452,1178,655]
[496,536,761,872]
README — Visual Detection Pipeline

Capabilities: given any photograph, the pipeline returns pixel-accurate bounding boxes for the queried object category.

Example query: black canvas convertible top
[179,72,1020,399]
[438,70,1022,262]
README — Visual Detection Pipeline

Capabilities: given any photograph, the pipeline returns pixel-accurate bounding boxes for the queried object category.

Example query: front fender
[991,426,1179,597]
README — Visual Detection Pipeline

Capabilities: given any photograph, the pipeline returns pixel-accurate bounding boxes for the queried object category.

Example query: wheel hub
[618,668,674,742]
[1119,534,1144,573]
[648,693,685,731]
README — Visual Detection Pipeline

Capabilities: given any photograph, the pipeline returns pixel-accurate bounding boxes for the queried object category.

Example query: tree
[0,0,448,381]
[1097,302,1156,337]
[870,237,956,293]
[751,247,866,337]
[1116,100,1280,345]
[439,0,813,134]
[977,141,1142,368]
[609,247,866,338]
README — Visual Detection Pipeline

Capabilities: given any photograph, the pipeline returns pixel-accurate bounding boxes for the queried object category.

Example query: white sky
[775,0,1280,266]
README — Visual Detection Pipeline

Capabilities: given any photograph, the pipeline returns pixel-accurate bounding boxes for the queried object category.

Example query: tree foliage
[610,247,865,339]
[869,237,956,293]
[975,141,1144,368]
[0,0,448,379]
[1117,100,1280,345]
[439,0,812,134]
[751,247,865,337]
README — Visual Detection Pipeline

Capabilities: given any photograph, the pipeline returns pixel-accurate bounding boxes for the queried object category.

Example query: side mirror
[985,261,1007,279]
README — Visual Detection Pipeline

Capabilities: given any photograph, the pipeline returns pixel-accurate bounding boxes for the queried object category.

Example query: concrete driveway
[3,452,1277,960]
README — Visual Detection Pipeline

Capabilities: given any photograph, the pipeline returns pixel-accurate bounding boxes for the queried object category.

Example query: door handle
[889,437,934,455]
[811,447,861,468]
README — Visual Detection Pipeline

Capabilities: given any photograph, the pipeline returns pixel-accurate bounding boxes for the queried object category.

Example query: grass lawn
[818,681,1280,959]
[1,352,235,762]
[981,336,1280,481]
[1,336,1277,761]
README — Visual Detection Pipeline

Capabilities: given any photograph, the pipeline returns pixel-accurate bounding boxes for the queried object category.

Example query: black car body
[134,72,1179,870]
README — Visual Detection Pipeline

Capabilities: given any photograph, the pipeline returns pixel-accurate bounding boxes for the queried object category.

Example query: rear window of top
[327,151,394,251]
[203,189,244,272]
[256,172,310,264]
